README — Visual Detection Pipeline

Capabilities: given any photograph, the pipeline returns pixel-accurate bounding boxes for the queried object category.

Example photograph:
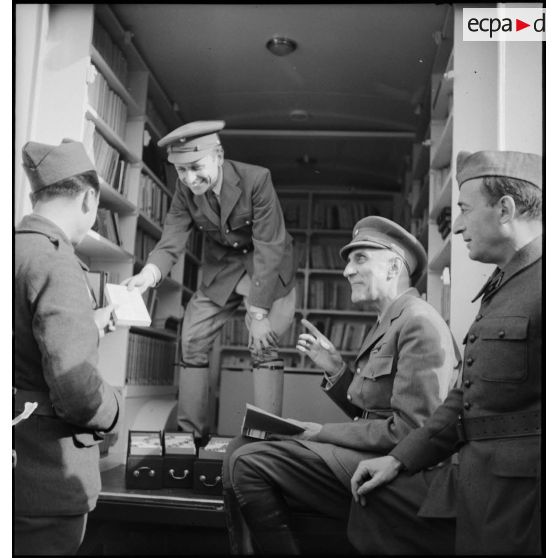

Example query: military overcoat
[14,214,122,516]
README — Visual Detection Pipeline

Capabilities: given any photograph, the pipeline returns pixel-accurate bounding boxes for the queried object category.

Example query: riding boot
[252,359,284,416]
[177,366,210,443]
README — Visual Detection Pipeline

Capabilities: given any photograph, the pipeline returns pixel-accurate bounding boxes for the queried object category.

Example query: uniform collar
[16,213,74,249]
[471,235,542,303]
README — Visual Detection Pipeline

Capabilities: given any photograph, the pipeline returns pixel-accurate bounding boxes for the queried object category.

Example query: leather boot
[177,366,210,439]
[252,360,284,416]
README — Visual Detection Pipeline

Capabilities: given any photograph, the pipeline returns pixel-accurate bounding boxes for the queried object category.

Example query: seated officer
[122,120,297,443]
[14,140,122,555]
[350,150,542,555]
[224,216,461,554]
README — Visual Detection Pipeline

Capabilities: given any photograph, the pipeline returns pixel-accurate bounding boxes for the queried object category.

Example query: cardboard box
[193,436,233,495]
[125,430,163,489]
[162,432,197,489]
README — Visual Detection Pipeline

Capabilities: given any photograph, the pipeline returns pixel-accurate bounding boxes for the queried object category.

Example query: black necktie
[482,269,504,300]
[206,190,220,216]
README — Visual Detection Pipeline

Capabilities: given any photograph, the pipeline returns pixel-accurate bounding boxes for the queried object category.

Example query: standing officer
[14,139,122,554]
[225,217,461,554]
[123,121,296,442]
[350,150,542,555]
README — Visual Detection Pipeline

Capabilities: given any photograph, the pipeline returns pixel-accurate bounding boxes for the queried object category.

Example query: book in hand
[163,432,196,455]
[128,431,163,456]
[241,403,305,440]
[104,283,152,327]
[198,436,233,461]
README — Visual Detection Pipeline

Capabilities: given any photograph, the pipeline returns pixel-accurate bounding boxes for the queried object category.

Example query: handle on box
[199,474,222,487]
[169,468,190,480]
[133,466,156,478]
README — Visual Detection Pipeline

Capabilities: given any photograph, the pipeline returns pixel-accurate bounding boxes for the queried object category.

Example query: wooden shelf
[431,113,453,169]
[77,230,134,261]
[428,236,451,272]
[86,106,140,164]
[90,46,141,117]
[130,326,178,340]
[99,179,136,214]
[429,172,452,220]
[137,211,163,239]
[123,384,178,398]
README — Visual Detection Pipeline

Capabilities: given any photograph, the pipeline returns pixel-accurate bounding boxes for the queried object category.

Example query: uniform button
[225,229,230,234]
[356,367,361,374]
[233,242,239,248]
[464,379,472,388]
[464,402,471,410]
[475,314,482,321]
[466,357,474,366]
[371,377,377,382]
[255,281,260,287]
[347,394,352,401]
[199,225,203,230]
[242,249,248,254]
[245,220,251,225]
[353,416,359,421]
[468,334,477,343]
[498,330,505,338]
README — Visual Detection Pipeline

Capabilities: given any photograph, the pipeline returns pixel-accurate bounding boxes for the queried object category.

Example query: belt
[457,410,541,442]
[13,388,56,417]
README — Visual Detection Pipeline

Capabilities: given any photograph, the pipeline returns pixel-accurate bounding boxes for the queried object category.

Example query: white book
[104,283,152,327]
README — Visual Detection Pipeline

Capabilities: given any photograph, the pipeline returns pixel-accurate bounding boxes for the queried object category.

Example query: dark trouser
[225,438,352,555]
[14,514,88,555]
[347,466,456,555]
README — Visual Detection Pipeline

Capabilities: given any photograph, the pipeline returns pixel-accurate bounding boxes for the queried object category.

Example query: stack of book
[125,332,176,385]
[138,172,171,227]
[93,208,122,246]
[134,229,159,263]
[92,21,128,85]
[92,129,129,195]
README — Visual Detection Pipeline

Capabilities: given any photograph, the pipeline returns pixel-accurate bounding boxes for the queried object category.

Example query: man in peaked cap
[350,150,542,555]
[224,215,460,554]
[14,139,122,554]
[123,121,297,441]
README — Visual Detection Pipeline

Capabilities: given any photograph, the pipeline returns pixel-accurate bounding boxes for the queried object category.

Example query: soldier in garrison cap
[14,139,122,555]
[122,120,297,441]
[224,215,460,554]
[350,150,542,555]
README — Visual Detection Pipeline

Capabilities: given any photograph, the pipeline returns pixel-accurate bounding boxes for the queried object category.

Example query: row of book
[92,20,128,86]
[94,208,123,246]
[88,64,128,139]
[281,198,309,229]
[125,331,176,385]
[134,229,159,263]
[312,200,382,230]
[308,279,356,311]
[138,172,171,227]
[309,317,371,352]
[309,241,346,269]
[92,128,130,196]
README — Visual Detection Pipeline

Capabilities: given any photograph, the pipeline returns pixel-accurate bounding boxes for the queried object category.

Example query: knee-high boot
[252,360,284,416]
[223,488,255,555]
[177,366,210,439]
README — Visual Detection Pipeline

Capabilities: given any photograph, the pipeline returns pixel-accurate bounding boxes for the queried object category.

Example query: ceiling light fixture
[266,36,297,56]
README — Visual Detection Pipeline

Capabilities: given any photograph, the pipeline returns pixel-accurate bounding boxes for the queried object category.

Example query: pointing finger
[300,319,323,338]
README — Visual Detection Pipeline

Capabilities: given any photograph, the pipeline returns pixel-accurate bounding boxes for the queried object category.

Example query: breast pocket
[229,212,252,231]
[479,316,529,382]
[194,215,219,232]
[359,348,395,403]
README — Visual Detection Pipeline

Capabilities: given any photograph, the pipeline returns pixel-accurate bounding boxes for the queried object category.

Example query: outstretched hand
[296,319,344,375]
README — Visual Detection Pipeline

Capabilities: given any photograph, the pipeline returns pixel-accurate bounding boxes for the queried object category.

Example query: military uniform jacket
[147,159,296,308]
[300,289,460,487]
[386,237,542,554]
[14,214,122,516]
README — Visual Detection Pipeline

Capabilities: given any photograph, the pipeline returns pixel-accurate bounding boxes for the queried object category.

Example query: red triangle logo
[516,18,530,31]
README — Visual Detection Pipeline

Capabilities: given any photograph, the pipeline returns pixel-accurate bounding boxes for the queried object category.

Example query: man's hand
[93,304,116,336]
[350,456,403,507]
[296,319,344,375]
[121,265,158,294]
[269,419,323,441]
[248,316,277,352]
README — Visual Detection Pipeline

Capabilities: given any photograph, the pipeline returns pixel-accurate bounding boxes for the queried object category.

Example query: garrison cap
[456,150,542,189]
[158,120,225,164]
[22,139,96,193]
[340,216,427,281]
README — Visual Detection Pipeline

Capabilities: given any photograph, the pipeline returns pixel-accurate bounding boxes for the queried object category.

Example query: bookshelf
[215,189,398,434]
[20,4,202,459]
